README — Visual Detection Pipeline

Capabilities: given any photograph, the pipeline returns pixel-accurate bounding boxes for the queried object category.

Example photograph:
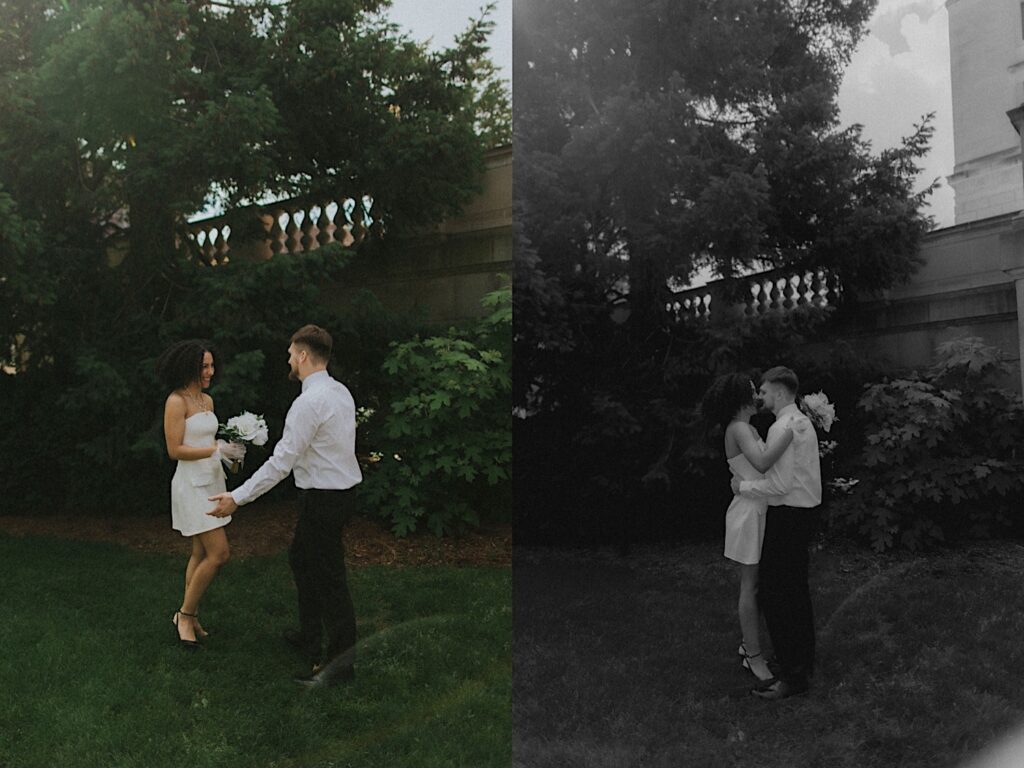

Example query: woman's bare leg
[177,527,230,641]
[738,564,772,680]
[184,537,210,637]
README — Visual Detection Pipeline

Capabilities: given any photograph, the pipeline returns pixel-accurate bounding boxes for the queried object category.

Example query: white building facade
[947,0,1024,224]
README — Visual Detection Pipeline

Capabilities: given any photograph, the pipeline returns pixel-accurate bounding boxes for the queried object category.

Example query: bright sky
[386,0,511,79]
[837,0,954,228]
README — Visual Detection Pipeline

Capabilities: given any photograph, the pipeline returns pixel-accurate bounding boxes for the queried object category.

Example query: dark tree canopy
[0,0,505,365]
[515,0,934,340]
[513,0,938,544]
[0,0,509,522]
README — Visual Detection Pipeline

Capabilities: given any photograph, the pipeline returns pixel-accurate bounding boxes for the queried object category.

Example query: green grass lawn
[0,533,510,768]
[514,539,1024,768]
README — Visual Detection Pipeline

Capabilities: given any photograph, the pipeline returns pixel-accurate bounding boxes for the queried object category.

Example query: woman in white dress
[156,340,245,650]
[702,373,793,682]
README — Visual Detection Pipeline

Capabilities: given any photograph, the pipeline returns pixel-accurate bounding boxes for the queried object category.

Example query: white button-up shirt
[230,370,362,506]
[739,402,822,508]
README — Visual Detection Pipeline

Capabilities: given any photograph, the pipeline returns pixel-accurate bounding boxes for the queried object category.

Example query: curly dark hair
[155,339,218,391]
[700,372,758,428]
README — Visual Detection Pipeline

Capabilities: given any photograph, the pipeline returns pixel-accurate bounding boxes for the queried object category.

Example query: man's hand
[730,477,741,495]
[207,492,238,518]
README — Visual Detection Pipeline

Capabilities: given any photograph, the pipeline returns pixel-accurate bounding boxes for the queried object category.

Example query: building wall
[839,213,1023,390]
[947,0,1024,224]
[837,1,1024,385]
[668,214,1024,392]
[320,145,512,323]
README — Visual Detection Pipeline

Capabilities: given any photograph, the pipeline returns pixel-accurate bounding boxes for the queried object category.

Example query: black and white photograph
[513,0,1024,766]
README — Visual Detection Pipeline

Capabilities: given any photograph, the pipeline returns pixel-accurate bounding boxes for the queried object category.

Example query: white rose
[802,392,836,433]
[227,411,261,440]
[252,423,269,446]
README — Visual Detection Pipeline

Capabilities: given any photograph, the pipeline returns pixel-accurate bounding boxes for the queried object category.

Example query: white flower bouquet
[800,391,837,433]
[218,411,269,473]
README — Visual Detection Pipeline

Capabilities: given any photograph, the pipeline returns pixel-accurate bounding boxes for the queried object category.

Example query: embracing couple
[703,366,821,701]
[155,324,361,689]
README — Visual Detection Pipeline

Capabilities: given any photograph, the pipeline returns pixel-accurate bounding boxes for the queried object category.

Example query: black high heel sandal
[172,610,202,651]
[740,647,774,682]
[192,610,209,639]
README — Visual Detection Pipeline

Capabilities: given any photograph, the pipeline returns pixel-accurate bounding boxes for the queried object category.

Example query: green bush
[827,337,1024,551]
[513,297,887,545]
[0,243,506,538]
[358,286,511,536]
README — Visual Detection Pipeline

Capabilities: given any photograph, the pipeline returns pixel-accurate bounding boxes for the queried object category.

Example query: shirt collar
[301,369,330,393]
[777,402,801,419]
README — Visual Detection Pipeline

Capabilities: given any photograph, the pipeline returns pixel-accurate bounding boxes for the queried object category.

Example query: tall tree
[0,0,502,365]
[515,0,934,370]
[513,0,936,543]
[0,0,508,519]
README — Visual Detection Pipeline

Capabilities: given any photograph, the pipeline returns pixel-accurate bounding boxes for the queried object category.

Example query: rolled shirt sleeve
[230,398,317,507]
[738,406,822,507]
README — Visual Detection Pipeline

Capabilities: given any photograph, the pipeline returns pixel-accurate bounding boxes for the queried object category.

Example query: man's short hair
[762,366,799,395]
[290,324,332,363]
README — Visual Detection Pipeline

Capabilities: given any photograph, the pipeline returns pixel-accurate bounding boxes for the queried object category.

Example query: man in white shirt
[731,366,821,700]
[208,324,362,687]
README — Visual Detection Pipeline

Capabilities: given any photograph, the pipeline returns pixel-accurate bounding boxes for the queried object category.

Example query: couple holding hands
[156,324,361,688]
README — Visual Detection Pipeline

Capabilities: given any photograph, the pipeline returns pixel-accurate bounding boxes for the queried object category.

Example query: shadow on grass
[513,540,1024,768]
[0,533,510,768]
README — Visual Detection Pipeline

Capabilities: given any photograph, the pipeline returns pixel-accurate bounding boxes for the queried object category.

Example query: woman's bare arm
[733,423,794,474]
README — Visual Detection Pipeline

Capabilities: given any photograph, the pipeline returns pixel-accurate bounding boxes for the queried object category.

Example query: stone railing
[668,266,842,321]
[176,145,511,322]
[183,145,513,269]
[185,196,375,265]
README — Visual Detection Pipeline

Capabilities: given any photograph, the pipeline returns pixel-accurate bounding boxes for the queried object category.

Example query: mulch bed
[0,500,511,567]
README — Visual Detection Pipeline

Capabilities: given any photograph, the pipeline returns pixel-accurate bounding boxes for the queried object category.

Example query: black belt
[298,487,346,496]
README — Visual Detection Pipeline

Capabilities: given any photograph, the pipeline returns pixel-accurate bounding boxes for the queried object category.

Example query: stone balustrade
[185,196,376,265]
[180,145,512,322]
[668,266,842,321]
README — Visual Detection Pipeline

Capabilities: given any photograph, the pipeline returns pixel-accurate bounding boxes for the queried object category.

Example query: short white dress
[723,450,769,565]
[170,411,231,537]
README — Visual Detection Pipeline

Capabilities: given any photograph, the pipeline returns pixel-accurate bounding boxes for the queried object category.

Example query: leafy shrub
[826,337,1024,551]
[0,244,496,536]
[513,296,886,545]
[357,286,511,536]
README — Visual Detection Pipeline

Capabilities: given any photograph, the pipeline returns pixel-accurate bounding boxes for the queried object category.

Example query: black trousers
[759,505,817,686]
[289,488,357,664]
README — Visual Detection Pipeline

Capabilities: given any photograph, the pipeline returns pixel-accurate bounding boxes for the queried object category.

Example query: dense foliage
[0,0,503,368]
[515,0,933,340]
[514,300,884,545]
[827,338,1024,551]
[0,0,510,534]
[359,287,511,536]
[0,247,511,533]
[513,0,935,543]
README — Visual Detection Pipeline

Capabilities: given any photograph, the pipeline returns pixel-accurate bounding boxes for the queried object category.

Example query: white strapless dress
[171,411,231,537]
[723,450,768,565]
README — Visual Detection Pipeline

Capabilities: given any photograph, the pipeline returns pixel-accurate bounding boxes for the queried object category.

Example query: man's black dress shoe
[292,662,355,689]
[751,679,808,700]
